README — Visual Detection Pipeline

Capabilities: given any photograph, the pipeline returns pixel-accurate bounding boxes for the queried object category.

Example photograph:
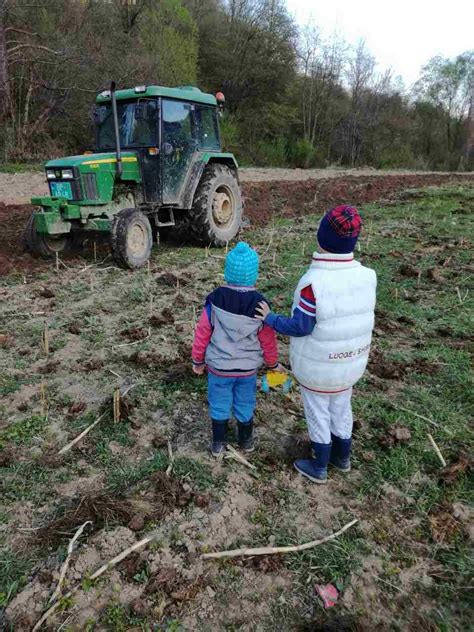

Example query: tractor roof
[96,85,217,106]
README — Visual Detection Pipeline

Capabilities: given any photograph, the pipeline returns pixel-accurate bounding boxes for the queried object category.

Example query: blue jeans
[208,373,257,423]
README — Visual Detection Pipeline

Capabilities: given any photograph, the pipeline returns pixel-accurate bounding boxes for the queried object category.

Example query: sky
[285,0,474,88]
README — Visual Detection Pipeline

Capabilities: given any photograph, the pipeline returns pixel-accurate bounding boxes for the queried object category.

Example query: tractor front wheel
[184,164,242,245]
[110,208,153,269]
[23,212,71,258]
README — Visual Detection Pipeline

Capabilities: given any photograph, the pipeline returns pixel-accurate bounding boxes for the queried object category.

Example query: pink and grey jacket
[192,285,279,378]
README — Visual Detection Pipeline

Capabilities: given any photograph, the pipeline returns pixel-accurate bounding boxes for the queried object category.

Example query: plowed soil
[0,171,472,275]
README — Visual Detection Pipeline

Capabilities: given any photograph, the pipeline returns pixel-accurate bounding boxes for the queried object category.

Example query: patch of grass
[173,456,221,491]
[0,374,22,396]
[1,460,75,504]
[0,414,48,449]
[0,547,37,607]
[0,161,43,173]
[105,452,168,491]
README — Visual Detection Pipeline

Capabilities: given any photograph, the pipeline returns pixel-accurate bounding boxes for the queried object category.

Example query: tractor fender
[181,153,239,210]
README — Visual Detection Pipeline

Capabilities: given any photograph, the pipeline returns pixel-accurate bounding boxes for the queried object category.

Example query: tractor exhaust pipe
[110,81,122,178]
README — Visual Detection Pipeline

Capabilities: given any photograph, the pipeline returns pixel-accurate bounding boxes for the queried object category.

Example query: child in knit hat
[256,206,377,483]
[192,242,281,456]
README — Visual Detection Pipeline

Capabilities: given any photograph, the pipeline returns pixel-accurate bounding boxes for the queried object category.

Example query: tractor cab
[94,85,224,207]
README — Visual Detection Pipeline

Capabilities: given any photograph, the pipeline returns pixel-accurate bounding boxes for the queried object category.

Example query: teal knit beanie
[224,242,259,287]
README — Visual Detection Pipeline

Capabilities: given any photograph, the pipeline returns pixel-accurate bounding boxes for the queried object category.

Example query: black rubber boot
[237,420,254,453]
[211,420,228,457]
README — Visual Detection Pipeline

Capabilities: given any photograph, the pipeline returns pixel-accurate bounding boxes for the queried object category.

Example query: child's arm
[192,303,213,374]
[256,286,316,337]
[257,324,279,369]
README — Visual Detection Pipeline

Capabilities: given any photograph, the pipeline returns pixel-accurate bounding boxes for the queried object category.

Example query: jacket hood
[212,305,261,342]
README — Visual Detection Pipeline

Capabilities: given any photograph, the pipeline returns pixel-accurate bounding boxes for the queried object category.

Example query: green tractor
[24,83,242,268]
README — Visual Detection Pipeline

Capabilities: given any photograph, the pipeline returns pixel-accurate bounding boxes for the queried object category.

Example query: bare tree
[346,39,375,165]
[0,0,9,120]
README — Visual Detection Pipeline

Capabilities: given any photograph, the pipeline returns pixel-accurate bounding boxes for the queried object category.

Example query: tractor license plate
[50,181,73,200]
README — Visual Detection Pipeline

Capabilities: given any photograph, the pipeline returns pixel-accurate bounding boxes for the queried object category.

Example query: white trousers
[300,387,353,444]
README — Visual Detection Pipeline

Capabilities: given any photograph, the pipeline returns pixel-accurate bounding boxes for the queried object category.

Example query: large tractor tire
[23,212,71,258]
[182,164,242,246]
[110,208,153,269]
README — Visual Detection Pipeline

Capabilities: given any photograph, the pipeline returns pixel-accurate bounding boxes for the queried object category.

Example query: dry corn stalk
[42,322,49,356]
[40,383,48,418]
[113,388,121,423]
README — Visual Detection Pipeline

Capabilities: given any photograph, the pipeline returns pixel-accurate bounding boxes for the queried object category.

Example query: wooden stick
[427,433,447,468]
[58,411,108,455]
[389,403,439,428]
[55,252,59,273]
[112,334,150,349]
[202,518,359,560]
[40,382,47,419]
[93,241,97,262]
[90,535,153,579]
[48,521,92,605]
[224,445,257,472]
[113,389,121,423]
[42,322,49,356]
[58,383,136,454]
[32,536,153,631]
[166,440,174,477]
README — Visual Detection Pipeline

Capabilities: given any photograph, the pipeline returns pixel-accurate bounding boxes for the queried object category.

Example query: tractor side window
[162,100,193,150]
[196,106,220,150]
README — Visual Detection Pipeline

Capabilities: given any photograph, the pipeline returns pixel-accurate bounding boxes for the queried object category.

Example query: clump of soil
[428,507,461,544]
[156,272,188,287]
[120,326,149,341]
[369,350,406,380]
[80,357,104,371]
[0,333,12,348]
[37,287,55,299]
[440,453,471,485]
[398,263,420,278]
[378,425,411,449]
[67,401,86,416]
[426,267,445,283]
[150,307,175,326]
[68,323,81,335]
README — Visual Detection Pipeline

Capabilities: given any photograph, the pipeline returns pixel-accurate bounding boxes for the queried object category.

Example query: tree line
[0,0,472,170]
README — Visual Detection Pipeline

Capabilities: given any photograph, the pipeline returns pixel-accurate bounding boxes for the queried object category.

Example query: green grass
[0,414,49,449]
[0,161,43,173]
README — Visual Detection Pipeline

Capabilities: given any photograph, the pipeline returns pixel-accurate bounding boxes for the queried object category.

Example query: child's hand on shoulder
[255,301,271,320]
[192,364,206,375]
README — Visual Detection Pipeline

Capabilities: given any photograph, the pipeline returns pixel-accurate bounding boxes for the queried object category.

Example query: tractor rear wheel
[182,164,242,245]
[110,208,153,269]
[23,212,71,258]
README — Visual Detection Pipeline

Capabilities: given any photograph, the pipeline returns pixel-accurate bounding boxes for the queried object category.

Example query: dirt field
[0,167,472,204]
[0,169,472,276]
[0,178,473,631]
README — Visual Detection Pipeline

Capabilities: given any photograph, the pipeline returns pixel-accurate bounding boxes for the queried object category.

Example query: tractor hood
[46,151,140,174]
[44,152,141,205]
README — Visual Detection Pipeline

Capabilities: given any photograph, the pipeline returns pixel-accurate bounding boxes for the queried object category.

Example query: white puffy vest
[290,252,376,392]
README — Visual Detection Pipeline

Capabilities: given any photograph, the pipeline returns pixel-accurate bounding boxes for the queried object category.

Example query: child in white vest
[256,206,376,483]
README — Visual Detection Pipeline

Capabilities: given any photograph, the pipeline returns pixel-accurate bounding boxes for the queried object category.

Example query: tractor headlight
[46,169,56,179]
[62,169,74,179]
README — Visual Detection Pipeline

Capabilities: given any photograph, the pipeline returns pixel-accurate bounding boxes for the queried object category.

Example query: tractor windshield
[95,100,157,150]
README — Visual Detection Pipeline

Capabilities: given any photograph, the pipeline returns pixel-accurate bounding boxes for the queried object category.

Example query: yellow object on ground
[266,371,289,387]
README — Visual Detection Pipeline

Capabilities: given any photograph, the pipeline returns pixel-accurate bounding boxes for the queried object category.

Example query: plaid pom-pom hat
[317,205,362,254]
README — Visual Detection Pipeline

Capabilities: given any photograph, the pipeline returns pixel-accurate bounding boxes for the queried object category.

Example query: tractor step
[154,207,175,228]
